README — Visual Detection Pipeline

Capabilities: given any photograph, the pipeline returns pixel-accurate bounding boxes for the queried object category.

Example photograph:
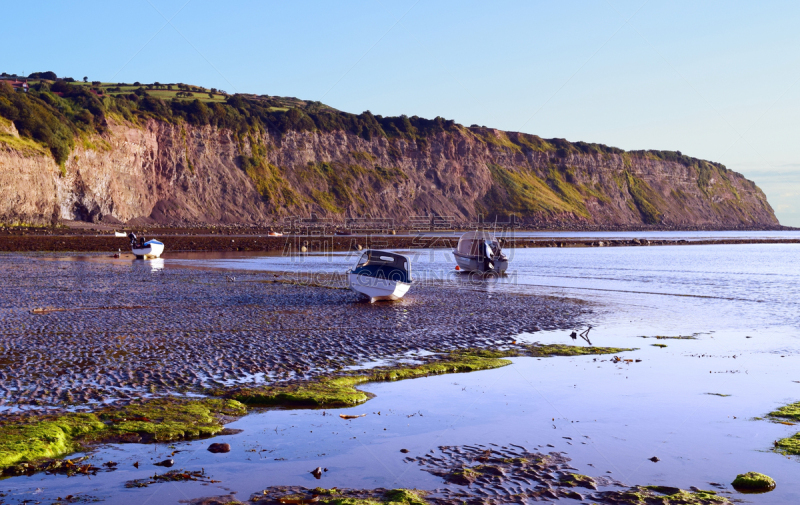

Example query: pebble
[208,443,231,453]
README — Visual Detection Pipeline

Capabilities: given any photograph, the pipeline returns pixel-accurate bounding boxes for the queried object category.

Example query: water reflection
[148,258,165,272]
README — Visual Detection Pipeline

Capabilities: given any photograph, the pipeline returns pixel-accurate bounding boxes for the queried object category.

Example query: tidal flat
[1,243,800,504]
[0,254,586,411]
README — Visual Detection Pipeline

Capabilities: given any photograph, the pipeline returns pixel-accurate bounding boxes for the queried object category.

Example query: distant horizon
[2,0,798,225]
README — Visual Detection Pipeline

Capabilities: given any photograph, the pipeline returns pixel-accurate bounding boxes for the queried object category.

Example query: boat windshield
[355,250,409,272]
[352,250,411,282]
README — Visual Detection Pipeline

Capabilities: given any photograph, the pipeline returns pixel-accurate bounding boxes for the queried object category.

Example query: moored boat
[129,233,165,259]
[453,231,508,273]
[347,250,412,302]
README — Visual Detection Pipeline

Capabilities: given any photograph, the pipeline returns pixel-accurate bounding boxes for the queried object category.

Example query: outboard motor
[128,232,137,247]
[483,240,495,271]
[491,240,507,261]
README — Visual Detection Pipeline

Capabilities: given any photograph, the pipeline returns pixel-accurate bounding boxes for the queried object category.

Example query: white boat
[347,250,412,302]
[114,231,127,238]
[132,239,165,259]
[453,231,508,273]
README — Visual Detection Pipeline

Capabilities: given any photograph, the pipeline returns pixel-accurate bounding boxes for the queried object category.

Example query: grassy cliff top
[0,72,727,175]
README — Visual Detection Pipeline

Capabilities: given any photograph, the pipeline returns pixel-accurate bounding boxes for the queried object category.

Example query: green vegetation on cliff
[484,164,582,217]
[625,171,664,224]
[1,74,733,173]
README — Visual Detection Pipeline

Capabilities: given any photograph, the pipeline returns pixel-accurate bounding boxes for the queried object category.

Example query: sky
[3,1,799,226]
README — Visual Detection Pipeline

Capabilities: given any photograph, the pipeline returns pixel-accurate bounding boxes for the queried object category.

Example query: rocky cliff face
[0,117,778,228]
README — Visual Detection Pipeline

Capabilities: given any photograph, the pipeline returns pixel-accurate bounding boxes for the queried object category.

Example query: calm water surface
[6,244,800,504]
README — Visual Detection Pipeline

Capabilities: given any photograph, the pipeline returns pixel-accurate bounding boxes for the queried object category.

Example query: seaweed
[731,472,775,492]
[0,398,245,471]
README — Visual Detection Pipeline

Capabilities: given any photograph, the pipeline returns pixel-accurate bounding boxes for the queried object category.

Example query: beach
[0,240,799,504]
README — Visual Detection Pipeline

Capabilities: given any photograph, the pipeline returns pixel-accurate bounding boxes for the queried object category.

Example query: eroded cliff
[0,87,778,228]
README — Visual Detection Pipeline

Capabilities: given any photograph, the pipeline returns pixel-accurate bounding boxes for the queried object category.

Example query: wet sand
[0,254,587,414]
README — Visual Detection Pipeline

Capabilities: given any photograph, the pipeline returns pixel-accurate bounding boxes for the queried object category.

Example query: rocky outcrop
[0,117,778,228]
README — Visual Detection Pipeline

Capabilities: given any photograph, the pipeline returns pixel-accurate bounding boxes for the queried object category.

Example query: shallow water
[4,243,800,504]
[390,229,800,241]
[168,243,800,331]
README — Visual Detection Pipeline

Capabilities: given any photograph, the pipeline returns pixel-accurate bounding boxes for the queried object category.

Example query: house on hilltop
[6,80,29,92]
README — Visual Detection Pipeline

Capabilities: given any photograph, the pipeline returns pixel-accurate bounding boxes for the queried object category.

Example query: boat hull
[132,241,165,259]
[453,252,508,274]
[348,272,411,302]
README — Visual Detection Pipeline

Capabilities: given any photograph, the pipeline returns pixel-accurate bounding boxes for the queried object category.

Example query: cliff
[0,80,778,228]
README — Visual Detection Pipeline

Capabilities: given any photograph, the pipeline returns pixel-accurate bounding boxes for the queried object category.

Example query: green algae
[229,352,512,407]
[317,498,377,505]
[652,343,668,348]
[443,463,513,485]
[772,433,800,456]
[1,345,638,470]
[501,457,530,464]
[768,401,800,422]
[312,488,342,496]
[0,413,104,469]
[766,401,800,455]
[447,466,482,485]
[559,473,597,490]
[0,398,246,470]
[319,489,428,505]
[229,375,372,407]
[609,486,730,504]
[371,351,512,380]
[376,489,427,505]
[523,344,634,357]
[99,398,246,442]
[277,493,317,502]
[731,472,776,492]
[228,346,635,407]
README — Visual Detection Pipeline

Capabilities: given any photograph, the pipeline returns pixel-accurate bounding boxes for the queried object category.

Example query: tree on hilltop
[28,71,57,80]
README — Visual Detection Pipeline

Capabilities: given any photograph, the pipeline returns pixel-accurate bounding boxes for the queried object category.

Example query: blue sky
[3,1,799,226]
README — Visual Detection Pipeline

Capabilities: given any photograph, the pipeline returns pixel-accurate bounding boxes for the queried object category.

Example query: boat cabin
[456,231,500,258]
[352,250,412,283]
